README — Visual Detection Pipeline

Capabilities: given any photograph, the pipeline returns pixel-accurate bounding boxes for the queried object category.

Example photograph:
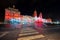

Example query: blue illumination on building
[10,18,21,24]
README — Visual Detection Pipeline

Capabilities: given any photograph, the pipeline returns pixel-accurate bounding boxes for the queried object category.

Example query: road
[0,24,60,40]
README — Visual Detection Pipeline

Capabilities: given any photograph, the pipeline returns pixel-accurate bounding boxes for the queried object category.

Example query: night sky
[0,0,60,21]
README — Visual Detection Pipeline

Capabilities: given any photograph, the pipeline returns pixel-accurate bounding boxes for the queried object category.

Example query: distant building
[46,18,52,23]
[4,7,52,24]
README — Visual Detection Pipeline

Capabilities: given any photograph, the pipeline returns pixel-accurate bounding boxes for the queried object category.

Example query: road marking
[21,28,37,31]
[19,32,39,36]
[21,30,36,32]
[17,34,45,40]
[48,39,54,40]
[0,32,9,38]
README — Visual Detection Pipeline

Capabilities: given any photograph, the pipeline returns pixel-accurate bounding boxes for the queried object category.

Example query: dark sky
[0,0,60,21]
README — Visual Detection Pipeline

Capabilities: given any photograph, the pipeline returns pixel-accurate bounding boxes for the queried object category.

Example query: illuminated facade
[5,7,20,24]
[4,7,52,24]
[46,18,52,23]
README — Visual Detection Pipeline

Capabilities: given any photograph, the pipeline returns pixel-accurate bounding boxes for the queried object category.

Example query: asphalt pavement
[0,24,60,40]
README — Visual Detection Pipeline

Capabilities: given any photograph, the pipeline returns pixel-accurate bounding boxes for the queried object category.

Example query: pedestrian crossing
[17,34,45,40]
[19,32,39,36]
[17,27,45,40]
[0,32,9,38]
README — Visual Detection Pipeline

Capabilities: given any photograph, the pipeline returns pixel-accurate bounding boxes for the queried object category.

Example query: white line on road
[19,32,39,36]
[17,34,45,40]
[0,32,9,38]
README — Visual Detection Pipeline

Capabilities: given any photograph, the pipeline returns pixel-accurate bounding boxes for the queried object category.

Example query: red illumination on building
[5,7,20,23]
[46,18,52,22]
[5,9,11,20]
[33,9,37,17]
[34,12,43,28]
[39,12,42,18]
